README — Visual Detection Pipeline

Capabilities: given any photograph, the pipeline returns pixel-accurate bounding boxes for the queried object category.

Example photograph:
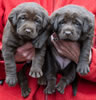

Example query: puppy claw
[29,67,43,78]
[29,72,43,78]
[35,72,40,78]
[29,72,35,78]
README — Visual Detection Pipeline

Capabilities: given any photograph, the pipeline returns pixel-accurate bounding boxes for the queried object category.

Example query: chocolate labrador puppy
[2,2,49,88]
[39,4,94,94]
[50,4,94,75]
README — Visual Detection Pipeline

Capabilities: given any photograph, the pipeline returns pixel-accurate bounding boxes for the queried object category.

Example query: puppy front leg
[56,62,76,94]
[29,45,46,78]
[2,46,17,86]
[77,38,92,75]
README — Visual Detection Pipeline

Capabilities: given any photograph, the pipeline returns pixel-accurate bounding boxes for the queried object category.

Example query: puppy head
[8,2,49,39]
[50,5,95,41]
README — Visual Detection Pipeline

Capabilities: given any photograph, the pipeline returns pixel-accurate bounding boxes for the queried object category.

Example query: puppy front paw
[76,62,90,75]
[6,75,18,86]
[21,87,31,98]
[29,67,43,78]
[44,85,56,94]
[56,80,66,94]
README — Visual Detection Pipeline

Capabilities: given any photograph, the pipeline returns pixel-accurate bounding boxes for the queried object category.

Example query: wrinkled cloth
[51,33,80,64]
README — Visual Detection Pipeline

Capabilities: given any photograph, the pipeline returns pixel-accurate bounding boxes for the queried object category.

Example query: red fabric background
[0,0,96,100]
[1,77,96,100]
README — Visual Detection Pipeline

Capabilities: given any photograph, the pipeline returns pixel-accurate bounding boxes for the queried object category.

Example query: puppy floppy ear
[83,18,92,33]
[42,13,49,28]
[50,14,59,32]
[82,17,94,39]
[8,9,18,27]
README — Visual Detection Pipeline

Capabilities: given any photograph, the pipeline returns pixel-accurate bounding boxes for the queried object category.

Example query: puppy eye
[59,20,67,24]
[34,19,41,24]
[73,20,81,26]
[19,16,26,21]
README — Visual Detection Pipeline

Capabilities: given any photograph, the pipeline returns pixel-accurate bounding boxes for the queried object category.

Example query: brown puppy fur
[2,2,49,96]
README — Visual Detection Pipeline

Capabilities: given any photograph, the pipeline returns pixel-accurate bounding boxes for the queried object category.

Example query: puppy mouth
[59,37,73,41]
[59,35,78,41]
[17,32,38,40]
[58,33,73,40]
[59,36,80,41]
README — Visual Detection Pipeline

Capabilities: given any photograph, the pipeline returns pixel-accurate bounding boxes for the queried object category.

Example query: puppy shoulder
[2,20,17,46]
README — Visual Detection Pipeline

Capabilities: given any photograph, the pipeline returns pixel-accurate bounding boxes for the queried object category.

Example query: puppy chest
[52,49,71,70]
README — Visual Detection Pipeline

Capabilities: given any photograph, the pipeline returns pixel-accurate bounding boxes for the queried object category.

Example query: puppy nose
[64,30,72,36]
[25,28,33,33]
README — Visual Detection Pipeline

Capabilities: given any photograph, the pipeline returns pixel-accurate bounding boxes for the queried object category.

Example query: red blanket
[1,76,96,100]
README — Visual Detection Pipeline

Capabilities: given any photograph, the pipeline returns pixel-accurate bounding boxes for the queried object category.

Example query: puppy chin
[59,36,79,41]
